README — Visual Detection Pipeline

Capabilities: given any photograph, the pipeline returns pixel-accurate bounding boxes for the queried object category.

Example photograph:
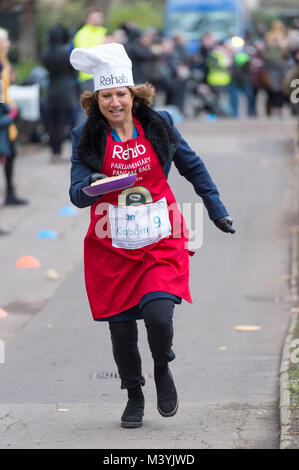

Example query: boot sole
[121,420,143,428]
[157,398,179,417]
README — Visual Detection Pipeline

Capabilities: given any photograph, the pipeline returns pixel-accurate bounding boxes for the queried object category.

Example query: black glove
[89,173,107,185]
[214,216,235,234]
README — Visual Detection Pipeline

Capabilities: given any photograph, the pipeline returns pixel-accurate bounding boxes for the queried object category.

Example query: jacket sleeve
[0,111,13,130]
[69,126,103,208]
[160,111,229,222]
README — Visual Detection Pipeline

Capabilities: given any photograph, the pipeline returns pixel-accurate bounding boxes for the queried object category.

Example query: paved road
[0,118,296,449]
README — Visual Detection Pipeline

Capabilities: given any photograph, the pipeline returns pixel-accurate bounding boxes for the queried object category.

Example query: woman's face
[97,87,133,127]
[0,31,11,56]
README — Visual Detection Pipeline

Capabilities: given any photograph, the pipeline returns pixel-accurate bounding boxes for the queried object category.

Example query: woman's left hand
[214,216,235,234]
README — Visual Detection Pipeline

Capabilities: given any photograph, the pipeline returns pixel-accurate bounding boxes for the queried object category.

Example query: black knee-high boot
[121,384,144,428]
[109,321,145,427]
[154,363,178,417]
[142,299,178,417]
[109,320,145,389]
[4,151,28,206]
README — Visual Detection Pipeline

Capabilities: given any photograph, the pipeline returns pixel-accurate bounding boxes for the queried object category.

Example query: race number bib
[109,197,171,249]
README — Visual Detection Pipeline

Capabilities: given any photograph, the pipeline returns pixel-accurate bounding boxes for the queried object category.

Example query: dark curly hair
[80,82,156,116]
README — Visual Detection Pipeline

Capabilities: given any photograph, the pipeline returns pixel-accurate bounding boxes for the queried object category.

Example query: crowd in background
[1,6,299,234]
[36,7,299,153]
[2,6,299,164]
[120,18,299,119]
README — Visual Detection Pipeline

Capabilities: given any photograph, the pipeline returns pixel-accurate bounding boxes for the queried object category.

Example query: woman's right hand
[89,173,108,185]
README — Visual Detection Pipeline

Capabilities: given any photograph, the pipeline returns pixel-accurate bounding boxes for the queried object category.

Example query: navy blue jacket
[0,104,14,157]
[69,110,229,222]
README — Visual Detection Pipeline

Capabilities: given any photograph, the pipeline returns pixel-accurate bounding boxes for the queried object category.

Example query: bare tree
[0,0,18,8]
[0,0,37,61]
[19,0,38,61]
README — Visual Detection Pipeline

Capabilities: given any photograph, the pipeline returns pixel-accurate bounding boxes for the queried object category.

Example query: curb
[279,126,299,448]
[279,311,298,449]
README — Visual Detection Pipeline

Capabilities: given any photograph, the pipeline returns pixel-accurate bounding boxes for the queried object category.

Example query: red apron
[84,116,192,319]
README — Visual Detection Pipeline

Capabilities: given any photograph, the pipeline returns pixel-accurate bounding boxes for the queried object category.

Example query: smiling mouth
[110,109,123,115]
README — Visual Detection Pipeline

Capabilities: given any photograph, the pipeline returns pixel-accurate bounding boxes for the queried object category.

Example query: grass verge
[288,316,299,447]
[287,230,299,448]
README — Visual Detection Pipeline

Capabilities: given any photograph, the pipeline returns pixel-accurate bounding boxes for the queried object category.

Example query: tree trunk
[18,0,37,62]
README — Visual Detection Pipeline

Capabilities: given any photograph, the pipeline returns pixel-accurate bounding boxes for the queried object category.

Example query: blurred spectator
[172,33,191,112]
[104,29,127,45]
[206,42,232,87]
[255,22,268,42]
[200,31,217,57]
[263,43,292,117]
[73,7,107,91]
[0,62,11,234]
[262,20,291,116]
[172,33,189,66]
[287,18,299,54]
[228,49,255,117]
[149,37,185,111]
[248,40,266,116]
[122,23,155,84]
[0,27,28,206]
[199,32,217,77]
[41,24,78,163]
[73,6,107,123]
[205,41,233,114]
[265,20,288,50]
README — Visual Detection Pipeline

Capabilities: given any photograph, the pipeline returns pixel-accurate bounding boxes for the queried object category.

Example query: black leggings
[47,108,74,155]
[3,143,16,197]
[108,299,175,390]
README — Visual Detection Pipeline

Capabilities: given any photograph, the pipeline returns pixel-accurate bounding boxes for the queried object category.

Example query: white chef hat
[70,43,134,91]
